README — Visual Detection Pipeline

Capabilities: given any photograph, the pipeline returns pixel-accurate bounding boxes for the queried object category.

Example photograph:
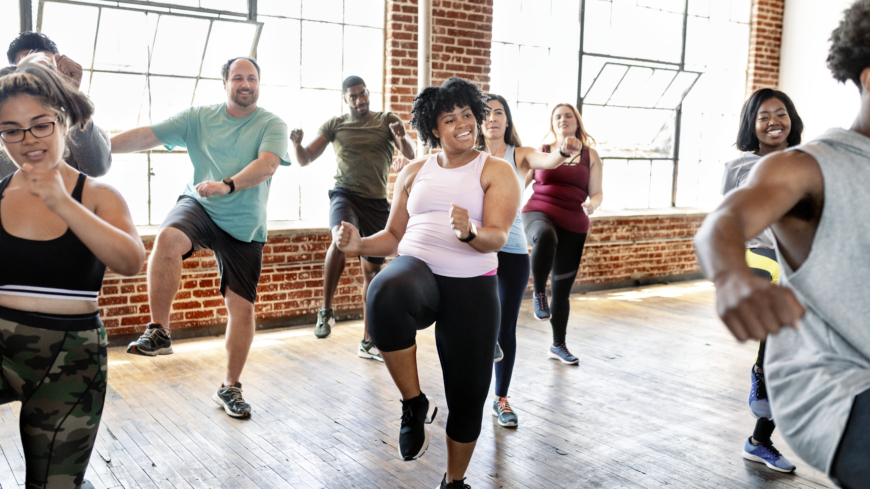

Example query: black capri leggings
[522,211,588,346]
[367,255,500,443]
[495,251,531,398]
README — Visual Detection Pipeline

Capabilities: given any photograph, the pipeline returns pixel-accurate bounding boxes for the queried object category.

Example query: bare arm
[389,121,416,159]
[516,137,583,172]
[450,157,521,253]
[290,131,328,167]
[694,151,819,341]
[195,151,283,197]
[582,148,603,215]
[110,127,162,154]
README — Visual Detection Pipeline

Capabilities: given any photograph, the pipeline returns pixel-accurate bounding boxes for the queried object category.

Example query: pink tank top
[397,151,498,278]
[521,145,592,233]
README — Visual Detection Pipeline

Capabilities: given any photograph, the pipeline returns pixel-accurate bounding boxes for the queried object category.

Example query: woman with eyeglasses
[0,56,145,489]
[522,103,602,365]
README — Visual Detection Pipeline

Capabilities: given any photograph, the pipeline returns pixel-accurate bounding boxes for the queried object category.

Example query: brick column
[746,0,785,94]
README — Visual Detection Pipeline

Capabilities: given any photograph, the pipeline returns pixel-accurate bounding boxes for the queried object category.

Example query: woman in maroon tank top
[521,103,603,365]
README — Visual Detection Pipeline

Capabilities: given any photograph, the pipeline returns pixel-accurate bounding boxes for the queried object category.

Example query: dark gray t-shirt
[0,120,111,179]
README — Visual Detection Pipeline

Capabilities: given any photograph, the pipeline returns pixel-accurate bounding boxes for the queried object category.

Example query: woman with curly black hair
[694,1,870,486]
[721,88,803,473]
[335,76,521,489]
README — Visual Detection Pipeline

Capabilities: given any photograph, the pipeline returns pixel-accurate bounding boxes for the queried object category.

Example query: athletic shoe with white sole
[742,437,796,473]
[126,323,173,356]
[437,474,472,488]
[213,382,252,418]
[549,343,579,365]
[533,292,551,320]
[399,393,437,461]
[314,308,335,338]
[358,340,384,362]
[492,396,518,427]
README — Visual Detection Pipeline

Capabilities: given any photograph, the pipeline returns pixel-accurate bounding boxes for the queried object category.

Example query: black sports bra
[0,172,107,302]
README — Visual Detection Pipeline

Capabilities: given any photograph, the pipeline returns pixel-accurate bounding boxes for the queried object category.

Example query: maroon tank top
[521,145,591,233]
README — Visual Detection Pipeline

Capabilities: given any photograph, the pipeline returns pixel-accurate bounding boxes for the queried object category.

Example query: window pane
[258,0,302,18]
[343,26,383,93]
[649,160,673,208]
[40,2,98,68]
[601,159,627,211]
[298,89,342,222]
[96,154,149,226]
[492,0,522,43]
[150,153,194,225]
[302,0,342,23]
[624,161,653,209]
[583,106,675,159]
[88,72,147,132]
[344,0,384,28]
[192,78,227,108]
[199,0,248,13]
[656,71,699,109]
[584,1,684,63]
[517,45,548,102]
[490,43,519,101]
[149,15,209,77]
[201,21,259,79]
[257,17,301,87]
[93,9,153,73]
[584,64,627,106]
[267,166,299,221]
[301,21,342,89]
[514,102,550,149]
[148,76,197,125]
[0,0,20,52]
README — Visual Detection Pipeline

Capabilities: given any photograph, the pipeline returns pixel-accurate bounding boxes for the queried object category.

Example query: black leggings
[367,255,500,443]
[494,251,531,398]
[831,388,870,488]
[522,211,587,346]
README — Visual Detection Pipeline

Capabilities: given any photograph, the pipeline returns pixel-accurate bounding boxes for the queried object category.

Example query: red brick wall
[746,0,785,94]
[100,214,703,337]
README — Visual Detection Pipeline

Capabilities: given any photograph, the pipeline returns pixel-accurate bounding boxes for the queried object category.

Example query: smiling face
[754,97,791,155]
[0,95,66,169]
[223,59,259,109]
[432,105,477,152]
[482,99,506,142]
[552,105,579,139]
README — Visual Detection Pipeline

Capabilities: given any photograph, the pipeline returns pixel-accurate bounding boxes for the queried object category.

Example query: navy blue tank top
[0,172,106,301]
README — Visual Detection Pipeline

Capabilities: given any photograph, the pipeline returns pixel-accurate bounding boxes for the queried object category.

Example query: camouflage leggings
[0,317,107,489]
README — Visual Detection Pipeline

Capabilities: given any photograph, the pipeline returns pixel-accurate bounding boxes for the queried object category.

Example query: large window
[492,0,751,211]
[24,0,384,226]
[0,1,21,48]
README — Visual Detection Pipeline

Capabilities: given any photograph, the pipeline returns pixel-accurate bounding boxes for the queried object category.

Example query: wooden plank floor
[0,281,835,489]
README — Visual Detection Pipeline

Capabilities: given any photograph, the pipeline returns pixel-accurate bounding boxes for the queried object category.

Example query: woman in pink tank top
[335,77,521,489]
[521,103,603,365]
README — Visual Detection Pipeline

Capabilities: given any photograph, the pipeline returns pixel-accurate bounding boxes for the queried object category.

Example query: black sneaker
[437,474,471,488]
[213,382,252,418]
[399,393,437,461]
[126,323,173,356]
[533,292,550,320]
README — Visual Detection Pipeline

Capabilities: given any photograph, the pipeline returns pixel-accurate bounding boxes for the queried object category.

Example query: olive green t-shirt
[318,111,401,199]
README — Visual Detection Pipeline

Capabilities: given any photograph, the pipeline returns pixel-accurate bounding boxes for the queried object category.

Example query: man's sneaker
[742,437,796,473]
[494,342,504,363]
[213,382,252,418]
[358,340,384,362]
[533,292,550,320]
[314,308,335,338]
[549,343,579,365]
[126,323,173,356]
[492,396,518,427]
[749,367,772,419]
[437,474,471,488]
[399,393,437,461]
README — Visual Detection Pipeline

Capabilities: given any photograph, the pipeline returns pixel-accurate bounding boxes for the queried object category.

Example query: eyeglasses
[0,118,59,143]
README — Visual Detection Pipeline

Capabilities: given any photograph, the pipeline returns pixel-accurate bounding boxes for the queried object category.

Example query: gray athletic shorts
[160,196,264,304]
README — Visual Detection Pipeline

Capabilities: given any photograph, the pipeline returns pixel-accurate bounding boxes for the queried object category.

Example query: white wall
[779,0,860,140]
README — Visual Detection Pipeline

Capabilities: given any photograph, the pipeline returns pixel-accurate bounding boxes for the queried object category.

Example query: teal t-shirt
[151,103,290,243]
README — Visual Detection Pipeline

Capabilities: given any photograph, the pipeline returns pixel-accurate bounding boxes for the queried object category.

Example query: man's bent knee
[154,227,193,258]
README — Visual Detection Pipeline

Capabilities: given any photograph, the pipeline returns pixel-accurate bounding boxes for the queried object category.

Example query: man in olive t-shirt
[291,76,415,359]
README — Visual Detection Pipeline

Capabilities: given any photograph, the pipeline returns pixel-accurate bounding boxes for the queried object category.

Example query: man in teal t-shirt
[110,57,290,419]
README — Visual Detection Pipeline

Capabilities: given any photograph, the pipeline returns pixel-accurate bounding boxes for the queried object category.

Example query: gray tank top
[721,153,775,250]
[765,128,870,479]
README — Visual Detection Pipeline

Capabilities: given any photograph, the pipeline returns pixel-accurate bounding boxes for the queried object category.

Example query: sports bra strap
[72,172,86,203]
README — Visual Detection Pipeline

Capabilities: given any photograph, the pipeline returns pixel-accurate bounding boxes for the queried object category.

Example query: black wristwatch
[459,222,477,243]
[222,177,235,194]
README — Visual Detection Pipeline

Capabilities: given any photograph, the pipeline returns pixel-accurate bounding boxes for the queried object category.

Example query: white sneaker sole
[127,345,173,356]
[742,450,795,473]
[212,392,251,419]
[492,409,518,427]
[548,351,579,365]
[399,398,438,461]
[358,349,385,362]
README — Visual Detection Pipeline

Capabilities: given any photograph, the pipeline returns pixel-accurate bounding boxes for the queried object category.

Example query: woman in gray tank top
[722,88,803,473]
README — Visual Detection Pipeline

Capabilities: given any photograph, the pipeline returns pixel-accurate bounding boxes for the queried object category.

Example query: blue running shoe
[533,292,550,320]
[749,367,772,419]
[548,343,579,365]
[742,437,796,473]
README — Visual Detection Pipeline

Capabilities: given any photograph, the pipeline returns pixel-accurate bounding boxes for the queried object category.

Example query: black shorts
[328,187,390,265]
[161,196,264,304]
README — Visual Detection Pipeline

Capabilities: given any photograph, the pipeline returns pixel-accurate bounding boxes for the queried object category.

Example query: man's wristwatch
[222,177,235,194]
[459,222,477,243]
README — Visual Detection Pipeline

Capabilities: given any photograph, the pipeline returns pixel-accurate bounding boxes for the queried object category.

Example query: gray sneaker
[492,396,518,427]
[213,382,251,418]
[314,309,335,338]
[358,340,384,362]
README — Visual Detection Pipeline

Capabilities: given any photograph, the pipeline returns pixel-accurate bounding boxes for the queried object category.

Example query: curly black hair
[7,32,59,65]
[736,88,803,152]
[828,0,870,89]
[410,76,489,148]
